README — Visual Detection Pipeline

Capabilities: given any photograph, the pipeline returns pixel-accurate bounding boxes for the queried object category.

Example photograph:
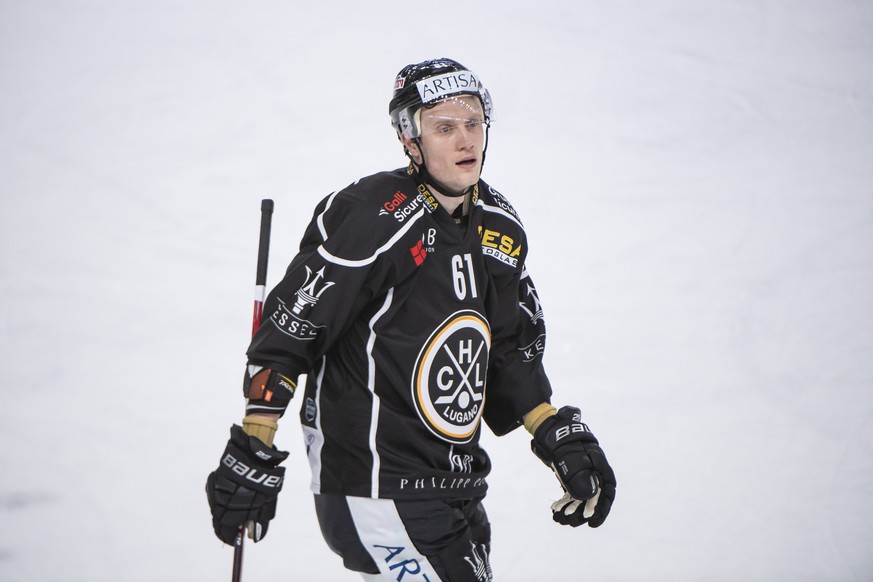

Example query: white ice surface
[1,1,872,580]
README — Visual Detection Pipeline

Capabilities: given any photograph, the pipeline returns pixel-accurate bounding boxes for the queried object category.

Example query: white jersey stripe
[346,497,441,581]
[317,208,426,267]
[476,198,524,229]
[303,357,328,494]
[366,288,394,498]
[316,190,341,240]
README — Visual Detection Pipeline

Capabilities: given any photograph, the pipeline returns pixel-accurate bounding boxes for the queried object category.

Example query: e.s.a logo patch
[412,311,491,444]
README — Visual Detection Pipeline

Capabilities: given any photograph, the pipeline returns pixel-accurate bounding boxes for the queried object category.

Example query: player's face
[406,95,486,194]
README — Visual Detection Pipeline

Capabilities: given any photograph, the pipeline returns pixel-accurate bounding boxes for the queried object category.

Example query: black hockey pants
[314,494,492,581]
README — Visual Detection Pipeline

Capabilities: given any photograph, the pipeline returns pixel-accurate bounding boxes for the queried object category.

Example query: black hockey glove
[531,406,616,528]
[206,424,289,545]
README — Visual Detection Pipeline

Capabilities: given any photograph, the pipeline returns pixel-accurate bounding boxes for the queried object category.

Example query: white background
[2,1,872,580]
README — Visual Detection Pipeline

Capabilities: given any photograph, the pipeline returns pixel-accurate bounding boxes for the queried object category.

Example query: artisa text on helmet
[415,71,481,104]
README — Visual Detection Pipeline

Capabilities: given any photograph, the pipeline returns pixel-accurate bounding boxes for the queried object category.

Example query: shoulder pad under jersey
[315,169,428,267]
[478,181,524,227]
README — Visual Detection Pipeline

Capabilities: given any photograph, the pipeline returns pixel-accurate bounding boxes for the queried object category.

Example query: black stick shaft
[234,198,275,582]
[231,533,244,582]
[251,198,274,335]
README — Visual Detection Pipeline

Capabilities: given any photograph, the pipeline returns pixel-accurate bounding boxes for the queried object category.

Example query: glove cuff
[531,406,598,463]
[229,424,289,465]
[216,426,288,494]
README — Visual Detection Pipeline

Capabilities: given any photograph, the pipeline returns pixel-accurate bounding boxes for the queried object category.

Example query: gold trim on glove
[523,402,557,435]
[242,414,279,446]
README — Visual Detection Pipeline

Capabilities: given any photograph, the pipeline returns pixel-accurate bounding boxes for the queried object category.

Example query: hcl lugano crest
[412,310,491,443]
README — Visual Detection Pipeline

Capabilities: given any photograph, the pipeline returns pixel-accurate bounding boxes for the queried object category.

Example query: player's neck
[431,188,468,216]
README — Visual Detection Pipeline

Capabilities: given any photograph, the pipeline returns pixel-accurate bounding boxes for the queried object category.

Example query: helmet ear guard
[393,106,420,140]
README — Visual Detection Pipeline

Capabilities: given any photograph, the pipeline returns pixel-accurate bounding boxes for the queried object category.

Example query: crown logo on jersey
[293,266,335,314]
[518,283,543,324]
[463,542,492,581]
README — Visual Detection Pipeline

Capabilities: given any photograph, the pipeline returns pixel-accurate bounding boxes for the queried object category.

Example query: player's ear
[401,135,423,165]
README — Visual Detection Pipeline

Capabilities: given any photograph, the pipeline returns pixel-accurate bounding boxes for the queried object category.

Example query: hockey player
[206,58,617,581]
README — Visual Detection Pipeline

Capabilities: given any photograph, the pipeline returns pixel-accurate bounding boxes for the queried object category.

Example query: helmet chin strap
[420,165,470,198]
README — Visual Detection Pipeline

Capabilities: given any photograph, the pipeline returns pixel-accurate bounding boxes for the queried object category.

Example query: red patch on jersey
[410,240,427,266]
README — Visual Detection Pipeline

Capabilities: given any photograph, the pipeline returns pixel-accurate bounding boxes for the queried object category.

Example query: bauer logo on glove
[221,452,284,488]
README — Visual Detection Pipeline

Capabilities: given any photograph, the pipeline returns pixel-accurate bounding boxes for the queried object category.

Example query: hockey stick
[252,198,274,335]
[232,198,274,582]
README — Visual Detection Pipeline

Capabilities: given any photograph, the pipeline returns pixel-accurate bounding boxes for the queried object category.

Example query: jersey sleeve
[482,254,553,436]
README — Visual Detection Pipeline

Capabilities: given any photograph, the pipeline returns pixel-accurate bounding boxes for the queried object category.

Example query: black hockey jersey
[246,167,552,500]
